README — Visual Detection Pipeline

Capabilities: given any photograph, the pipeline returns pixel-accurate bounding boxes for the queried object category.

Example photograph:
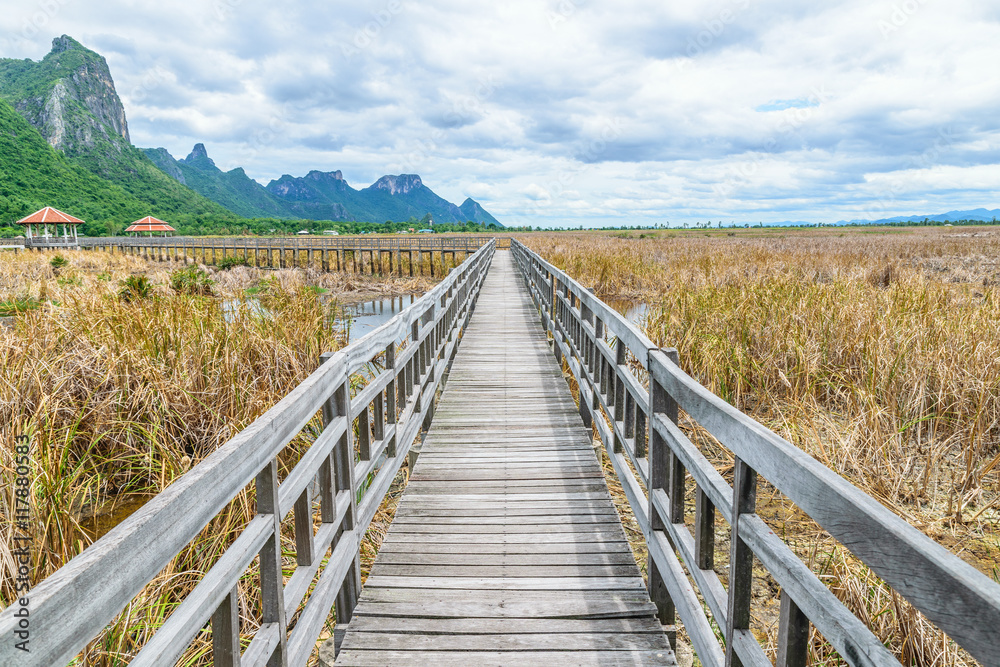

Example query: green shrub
[0,296,40,316]
[246,276,279,296]
[170,266,213,296]
[97,272,112,281]
[118,275,154,302]
[57,275,82,287]
[50,255,69,271]
[216,255,251,270]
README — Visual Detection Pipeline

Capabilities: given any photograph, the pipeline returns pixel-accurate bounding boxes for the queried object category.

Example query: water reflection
[607,300,650,328]
[337,294,421,343]
[222,298,269,322]
[78,494,156,541]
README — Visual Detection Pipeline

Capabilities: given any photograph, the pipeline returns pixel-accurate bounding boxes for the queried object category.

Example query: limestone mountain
[459,198,501,227]
[0,97,185,234]
[0,36,236,223]
[0,35,502,229]
[147,143,502,225]
[143,144,295,219]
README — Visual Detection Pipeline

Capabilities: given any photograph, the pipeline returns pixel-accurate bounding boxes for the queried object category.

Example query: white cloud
[2,0,999,225]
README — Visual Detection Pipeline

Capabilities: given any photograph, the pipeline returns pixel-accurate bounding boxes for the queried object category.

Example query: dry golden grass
[0,249,429,665]
[523,227,1000,666]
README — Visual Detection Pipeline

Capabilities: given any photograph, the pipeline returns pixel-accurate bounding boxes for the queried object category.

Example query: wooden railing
[77,236,499,251]
[0,241,495,666]
[511,239,1000,667]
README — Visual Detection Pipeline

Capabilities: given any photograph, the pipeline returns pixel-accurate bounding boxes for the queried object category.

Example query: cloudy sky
[3,0,999,227]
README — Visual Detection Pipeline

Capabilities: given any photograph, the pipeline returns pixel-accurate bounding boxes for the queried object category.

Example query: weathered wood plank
[336,649,676,666]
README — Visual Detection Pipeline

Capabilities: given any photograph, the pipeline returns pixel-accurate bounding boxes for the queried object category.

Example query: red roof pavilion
[124,216,176,235]
[17,207,85,225]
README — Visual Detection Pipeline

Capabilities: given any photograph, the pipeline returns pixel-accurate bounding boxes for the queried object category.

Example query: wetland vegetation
[522,227,1000,665]
[0,249,431,663]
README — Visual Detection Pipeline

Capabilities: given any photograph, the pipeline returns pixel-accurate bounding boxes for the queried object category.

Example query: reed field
[0,249,431,664]
[522,227,1000,666]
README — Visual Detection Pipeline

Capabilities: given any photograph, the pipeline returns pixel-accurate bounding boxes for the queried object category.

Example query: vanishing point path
[335,252,676,665]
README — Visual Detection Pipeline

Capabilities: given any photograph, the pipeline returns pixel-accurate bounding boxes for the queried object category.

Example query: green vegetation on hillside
[0,37,241,231]
[0,98,239,234]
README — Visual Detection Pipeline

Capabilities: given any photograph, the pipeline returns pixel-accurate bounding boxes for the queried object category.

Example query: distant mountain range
[836,209,1000,225]
[144,144,501,226]
[0,35,501,232]
[724,210,1000,228]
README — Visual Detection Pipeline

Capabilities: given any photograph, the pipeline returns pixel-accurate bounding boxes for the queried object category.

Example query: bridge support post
[648,347,680,650]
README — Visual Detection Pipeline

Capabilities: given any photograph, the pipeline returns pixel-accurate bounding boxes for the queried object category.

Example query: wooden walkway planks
[335,251,675,666]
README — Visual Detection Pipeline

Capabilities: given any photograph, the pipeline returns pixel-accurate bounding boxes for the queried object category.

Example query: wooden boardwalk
[335,252,675,665]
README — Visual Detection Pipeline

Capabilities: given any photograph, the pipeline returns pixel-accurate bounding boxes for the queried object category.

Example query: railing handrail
[74,236,505,250]
[510,239,1000,667]
[0,240,497,666]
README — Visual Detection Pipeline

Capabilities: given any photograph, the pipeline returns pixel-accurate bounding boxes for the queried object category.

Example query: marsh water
[336,294,420,343]
[222,293,423,344]
[607,300,651,329]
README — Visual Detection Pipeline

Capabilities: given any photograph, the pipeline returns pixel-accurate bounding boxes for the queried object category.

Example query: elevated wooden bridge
[2,241,999,666]
[333,252,673,665]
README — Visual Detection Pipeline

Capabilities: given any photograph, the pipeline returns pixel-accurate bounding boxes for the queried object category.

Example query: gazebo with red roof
[124,216,176,237]
[17,207,85,247]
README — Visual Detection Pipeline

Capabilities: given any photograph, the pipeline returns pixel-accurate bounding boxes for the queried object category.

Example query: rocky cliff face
[367,174,423,195]
[3,36,130,156]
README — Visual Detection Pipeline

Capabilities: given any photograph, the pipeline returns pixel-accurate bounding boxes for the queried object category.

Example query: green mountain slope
[144,144,296,219]
[0,98,170,234]
[460,198,501,226]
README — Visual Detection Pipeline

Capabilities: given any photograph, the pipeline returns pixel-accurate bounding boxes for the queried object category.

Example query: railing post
[726,456,757,667]
[256,459,288,666]
[579,292,595,428]
[211,586,242,667]
[777,590,809,667]
[551,277,563,364]
[385,343,398,456]
[321,354,360,627]
[648,348,679,649]
[612,342,627,454]
[411,320,421,413]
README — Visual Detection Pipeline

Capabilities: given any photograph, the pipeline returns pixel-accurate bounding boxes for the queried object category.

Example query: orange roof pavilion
[17,207,85,225]
[124,216,176,235]
[17,207,84,246]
